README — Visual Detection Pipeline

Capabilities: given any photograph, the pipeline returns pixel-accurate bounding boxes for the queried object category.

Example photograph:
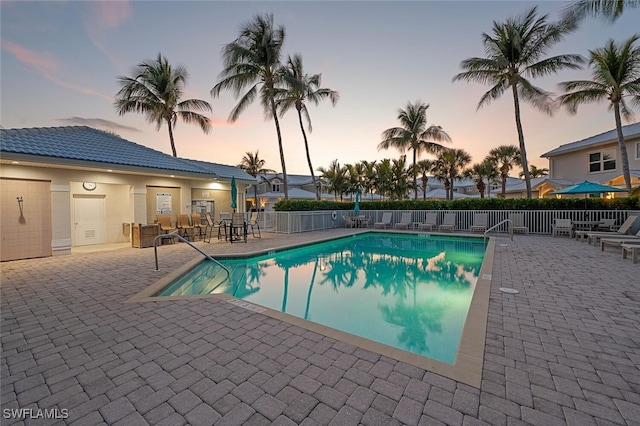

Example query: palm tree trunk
[613,102,632,191]
[501,174,507,198]
[254,184,259,211]
[512,85,532,198]
[297,109,319,200]
[167,120,177,157]
[269,96,289,199]
[413,150,418,200]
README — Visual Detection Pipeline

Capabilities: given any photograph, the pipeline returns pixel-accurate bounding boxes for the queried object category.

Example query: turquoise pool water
[158,233,486,364]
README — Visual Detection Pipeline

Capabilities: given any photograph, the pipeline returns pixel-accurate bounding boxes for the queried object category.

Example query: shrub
[274,197,640,211]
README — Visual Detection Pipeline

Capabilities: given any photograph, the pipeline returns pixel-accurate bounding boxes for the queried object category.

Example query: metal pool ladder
[152,233,230,283]
[484,219,513,245]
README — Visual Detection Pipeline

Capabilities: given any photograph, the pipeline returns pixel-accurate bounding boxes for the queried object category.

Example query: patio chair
[552,218,573,237]
[597,218,617,231]
[599,230,640,251]
[177,214,195,241]
[344,216,356,229]
[394,212,413,230]
[585,215,638,244]
[622,243,640,264]
[470,213,488,233]
[374,212,392,229]
[203,212,217,243]
[439,213,456,232]
[156,214,177,243]
[417,212,438,231]
[230,212,247,243]
[248,211,261,238]
[509,213,528,234]
[218,212,231,240]
[190,213,207,241]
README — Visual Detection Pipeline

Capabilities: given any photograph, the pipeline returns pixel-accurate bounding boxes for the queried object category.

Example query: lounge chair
[418,212,438,231]
[622,243,640,264]
[394,212,413,229]
[470,213,488,233]
[552,218,573,237]
[439,213,456,232]
[599,230,640,251]
[509,213,528,234]
[596,218,617,231]
[248,211,261,238]
[374,212,392,229]
[580,215,638,243]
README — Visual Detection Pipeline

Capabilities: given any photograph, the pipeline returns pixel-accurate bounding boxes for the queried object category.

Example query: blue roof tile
[0,126,254,180]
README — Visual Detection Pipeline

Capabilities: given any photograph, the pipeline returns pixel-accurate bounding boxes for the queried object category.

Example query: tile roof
[0,126,253,180]
[541,122,640,157]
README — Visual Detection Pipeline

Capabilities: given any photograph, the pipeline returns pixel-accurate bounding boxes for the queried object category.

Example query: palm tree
[318,159,348,201]
[237,151,276,211]
[436,149,472,200]
[115,53,212,157]
[558,35,640,192]
[375,159,394,201]
[519,165,549,178]
[465,158,499,198]
[453,7,583,198]
[488,145,522,198]
[415,159,435,200]
[562,0,640,24]
[378,101,451,200]
[360,160,378,200]
[211,14,290,199]
[390,156,410,200]
[276,54,339,200]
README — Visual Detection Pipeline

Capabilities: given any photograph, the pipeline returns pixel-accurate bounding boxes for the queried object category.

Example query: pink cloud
[2,39,112,102]
[93,1,132,29]
[1,40,59,74]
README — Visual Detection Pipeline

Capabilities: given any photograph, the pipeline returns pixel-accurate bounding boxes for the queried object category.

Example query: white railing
[255,210,639,235]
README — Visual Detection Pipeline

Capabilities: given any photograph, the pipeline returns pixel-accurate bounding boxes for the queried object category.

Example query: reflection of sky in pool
[159,233,486,364]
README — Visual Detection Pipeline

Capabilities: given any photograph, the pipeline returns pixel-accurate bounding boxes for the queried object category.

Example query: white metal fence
[256,210,640,235]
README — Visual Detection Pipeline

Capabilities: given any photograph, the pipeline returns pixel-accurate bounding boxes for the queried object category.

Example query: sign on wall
[156,193,172,214]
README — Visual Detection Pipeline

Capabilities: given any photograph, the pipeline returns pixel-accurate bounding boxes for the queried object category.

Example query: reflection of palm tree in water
[232,261,267,299]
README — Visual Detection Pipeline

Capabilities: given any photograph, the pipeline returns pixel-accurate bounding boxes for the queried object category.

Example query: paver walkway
[1,230,639,425]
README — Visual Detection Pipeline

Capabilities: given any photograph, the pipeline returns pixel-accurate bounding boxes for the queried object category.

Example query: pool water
[159,233,486,364]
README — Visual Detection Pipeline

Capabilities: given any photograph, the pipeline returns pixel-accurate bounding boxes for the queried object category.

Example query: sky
[1,1,639,176]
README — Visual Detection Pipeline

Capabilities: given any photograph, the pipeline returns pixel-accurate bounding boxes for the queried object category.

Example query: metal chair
[230,212,247,243]
[248,212,261,238]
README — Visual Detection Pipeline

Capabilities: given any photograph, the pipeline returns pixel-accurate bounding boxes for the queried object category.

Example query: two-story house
[541,122,640,193]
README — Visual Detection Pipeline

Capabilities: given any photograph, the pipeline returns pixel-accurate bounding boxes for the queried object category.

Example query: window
[636,142,640,160]
[589,149,616,173]
[271,180,281,192]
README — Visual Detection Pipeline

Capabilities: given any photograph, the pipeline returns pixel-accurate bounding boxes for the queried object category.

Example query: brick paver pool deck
[1,230,638,425]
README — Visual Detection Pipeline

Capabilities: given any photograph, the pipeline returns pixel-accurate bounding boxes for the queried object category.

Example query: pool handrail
[153,233,230,284]
[484,219,513,245]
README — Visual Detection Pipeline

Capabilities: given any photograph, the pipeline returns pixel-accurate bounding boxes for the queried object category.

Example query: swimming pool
[156,232,486,365]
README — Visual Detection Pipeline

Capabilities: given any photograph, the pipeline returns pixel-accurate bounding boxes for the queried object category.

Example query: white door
[74,196,106,246]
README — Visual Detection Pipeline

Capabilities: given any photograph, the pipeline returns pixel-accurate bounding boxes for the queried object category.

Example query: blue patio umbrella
[230,176,237,212]
[551,180,625,195]
[354,192,360,215]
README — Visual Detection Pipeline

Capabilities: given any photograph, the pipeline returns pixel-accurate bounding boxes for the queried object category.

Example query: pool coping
[127,231,494,388]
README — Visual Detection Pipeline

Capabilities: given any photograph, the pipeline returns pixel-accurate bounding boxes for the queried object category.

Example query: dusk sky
[2,1,639,175]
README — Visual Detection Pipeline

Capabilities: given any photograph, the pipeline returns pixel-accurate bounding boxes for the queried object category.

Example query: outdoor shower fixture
[17,196,23,204]
[17,196,26,224]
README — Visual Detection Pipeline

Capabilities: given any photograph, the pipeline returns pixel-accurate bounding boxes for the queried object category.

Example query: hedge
[274,197,640,212]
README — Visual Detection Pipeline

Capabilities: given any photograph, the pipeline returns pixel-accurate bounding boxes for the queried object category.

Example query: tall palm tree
[276,54,339,200]
[211,14,290,199]
[558,35,640,191]
[488,145,522,198]
[562,0,640,24]
[519,165,549,178]
[453,7,583,198]
[115,53,212,157]
[237,151,276,211]
[378,101,451,200]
